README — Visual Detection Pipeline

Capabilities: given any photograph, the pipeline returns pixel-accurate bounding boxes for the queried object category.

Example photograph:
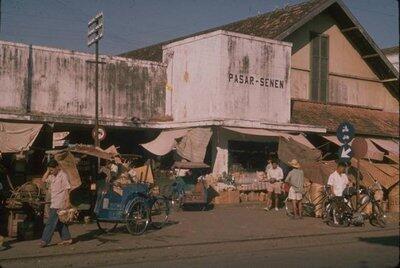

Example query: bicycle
[285,185,330,218]
[325,182,386,228]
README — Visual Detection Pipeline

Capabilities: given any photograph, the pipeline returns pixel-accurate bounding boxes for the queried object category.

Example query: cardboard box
[214,190,240,204]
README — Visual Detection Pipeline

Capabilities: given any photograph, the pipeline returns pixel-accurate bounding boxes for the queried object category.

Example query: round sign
[351,137,368,159]
[336,122,355,144]
[338,144,354,163]
[92,126,106,141]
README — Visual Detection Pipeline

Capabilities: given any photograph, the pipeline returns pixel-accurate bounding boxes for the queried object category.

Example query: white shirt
[47,170,71,209]
[267,166,284,182]
[327,171,349,197]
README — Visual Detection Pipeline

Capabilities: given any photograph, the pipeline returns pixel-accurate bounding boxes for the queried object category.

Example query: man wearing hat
[285,159,304,219]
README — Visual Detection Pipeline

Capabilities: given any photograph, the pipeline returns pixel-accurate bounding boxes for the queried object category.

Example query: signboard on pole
[336,122,355,144]
[336,122,355,163]
[338,144,354,163]
[92,126,106,142]
[351,138,368,159]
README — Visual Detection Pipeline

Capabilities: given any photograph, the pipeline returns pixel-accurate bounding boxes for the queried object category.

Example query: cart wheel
[96,220,118,233]
[125,198,150,235]
[151,197,170,229]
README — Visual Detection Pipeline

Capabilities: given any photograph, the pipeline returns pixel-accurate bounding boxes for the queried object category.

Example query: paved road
[1,204,398,268]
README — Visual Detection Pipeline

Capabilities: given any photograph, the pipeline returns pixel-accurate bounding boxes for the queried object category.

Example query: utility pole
[87,12,104,149]
[0,0,2,33]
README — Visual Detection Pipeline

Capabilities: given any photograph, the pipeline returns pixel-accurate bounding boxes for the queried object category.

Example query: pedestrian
[39,159,72,247]
[327,162,351,197]
[264,158,284,211]
[285,159,304,219]
[265,159,273,173]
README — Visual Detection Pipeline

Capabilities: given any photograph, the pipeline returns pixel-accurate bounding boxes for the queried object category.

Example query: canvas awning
[176,128,212,162]
[0,122,43,153]
[321,135,385,161]
[140,129,188,156]
[370,139,399,156]
[223,127,315,149]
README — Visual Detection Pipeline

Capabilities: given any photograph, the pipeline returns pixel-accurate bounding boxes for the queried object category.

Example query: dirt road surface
[1,204,398,267]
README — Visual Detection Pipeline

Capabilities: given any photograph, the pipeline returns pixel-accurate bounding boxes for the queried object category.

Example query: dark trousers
[41,208,71,245]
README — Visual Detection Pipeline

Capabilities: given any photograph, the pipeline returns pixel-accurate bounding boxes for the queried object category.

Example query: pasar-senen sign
[228,73,285,89]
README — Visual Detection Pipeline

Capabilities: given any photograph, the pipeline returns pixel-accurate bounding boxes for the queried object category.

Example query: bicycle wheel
[369,202,386,228]
[125,198,150,235]
[327,201,351,227]
[170,192,183,212]
[285,197,294,217]
[96,220,118,233]
[151,197,170,229]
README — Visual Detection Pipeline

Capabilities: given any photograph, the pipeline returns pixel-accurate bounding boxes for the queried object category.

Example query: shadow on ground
[74,220,179,245]
[359,235,399,247]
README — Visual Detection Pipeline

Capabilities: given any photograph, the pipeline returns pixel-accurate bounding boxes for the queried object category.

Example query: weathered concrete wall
[286,13,399,112]
[0,41,166,126]
[163,30,292,124]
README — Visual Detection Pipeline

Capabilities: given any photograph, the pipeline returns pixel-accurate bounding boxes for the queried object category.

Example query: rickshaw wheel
[96,220,118,233]
[125,198,150,235]
[151,197,170,229]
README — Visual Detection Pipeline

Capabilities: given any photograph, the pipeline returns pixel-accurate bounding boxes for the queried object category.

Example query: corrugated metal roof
[291,100,399,138]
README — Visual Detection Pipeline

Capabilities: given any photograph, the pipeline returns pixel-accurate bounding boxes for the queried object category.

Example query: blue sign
[338,144,354,163]
[336,122,355,144]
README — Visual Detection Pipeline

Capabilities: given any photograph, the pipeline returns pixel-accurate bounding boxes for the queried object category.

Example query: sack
[57,208,79,224]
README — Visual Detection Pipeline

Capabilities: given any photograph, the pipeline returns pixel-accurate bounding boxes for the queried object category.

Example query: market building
[0,0,399,213]
[121,0,399,175]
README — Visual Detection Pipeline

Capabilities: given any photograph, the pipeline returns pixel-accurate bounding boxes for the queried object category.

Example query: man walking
[264,159,284,211]
[285,159,304,219]
[40,159,72,247]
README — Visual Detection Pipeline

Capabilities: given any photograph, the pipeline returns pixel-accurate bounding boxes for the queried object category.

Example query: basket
[57,208,79,224]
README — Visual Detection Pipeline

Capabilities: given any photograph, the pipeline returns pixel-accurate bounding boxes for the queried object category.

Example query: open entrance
[228,140,278,172]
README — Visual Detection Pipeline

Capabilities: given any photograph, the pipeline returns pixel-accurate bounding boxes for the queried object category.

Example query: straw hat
[288,159,301,168]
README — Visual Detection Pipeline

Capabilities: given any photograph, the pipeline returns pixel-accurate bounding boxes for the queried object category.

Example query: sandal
[39,241,48,248]
[58,239,73,246]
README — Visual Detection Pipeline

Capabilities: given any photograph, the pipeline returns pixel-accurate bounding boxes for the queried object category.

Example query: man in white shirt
[40,159,72,247]
[264,159,284,211]
[327,162,351,197]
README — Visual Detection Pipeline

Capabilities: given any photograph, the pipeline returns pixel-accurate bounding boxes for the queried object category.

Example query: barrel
[388,184,399,212]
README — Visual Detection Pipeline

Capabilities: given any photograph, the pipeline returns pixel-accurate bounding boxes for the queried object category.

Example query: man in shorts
[285,159,304,219]
[264,159,284,211]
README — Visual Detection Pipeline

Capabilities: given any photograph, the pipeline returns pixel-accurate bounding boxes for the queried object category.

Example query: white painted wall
[163,30,292,124]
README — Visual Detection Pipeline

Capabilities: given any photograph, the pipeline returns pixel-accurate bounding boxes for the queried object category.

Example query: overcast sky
[1,0,398,55]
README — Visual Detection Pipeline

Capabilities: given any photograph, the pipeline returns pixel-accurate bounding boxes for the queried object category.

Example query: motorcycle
[326,183,386,228]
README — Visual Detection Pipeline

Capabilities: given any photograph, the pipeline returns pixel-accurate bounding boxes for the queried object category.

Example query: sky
[1,0,398,55]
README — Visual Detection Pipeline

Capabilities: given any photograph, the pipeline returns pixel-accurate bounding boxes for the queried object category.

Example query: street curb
[0,226,398,262]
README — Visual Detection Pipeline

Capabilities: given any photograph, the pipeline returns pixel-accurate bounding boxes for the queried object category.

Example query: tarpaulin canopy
[302,161,337,184]
[351,159,399,189]
[223,127,315,149]
[140,129,188,156]
[370,139,399,156]
[321,135,385,161]
[278,137,322,166]
[0,122,43,153]
[176,128,212,162]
